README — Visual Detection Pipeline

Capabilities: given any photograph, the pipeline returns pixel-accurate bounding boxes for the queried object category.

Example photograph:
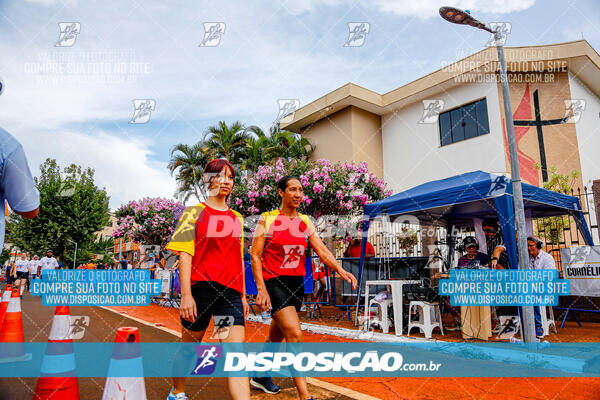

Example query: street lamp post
[439,6,536,343]
[66,239,77,269]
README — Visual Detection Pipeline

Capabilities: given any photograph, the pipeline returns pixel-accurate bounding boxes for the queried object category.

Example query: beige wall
[496,71,584,191]
[350,107,383,178]
[300,106,383,178]
[96,215,117,241]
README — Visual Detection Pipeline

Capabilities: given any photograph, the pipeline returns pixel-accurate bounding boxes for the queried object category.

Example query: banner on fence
[560,246,600,296]
[155,269,171,294]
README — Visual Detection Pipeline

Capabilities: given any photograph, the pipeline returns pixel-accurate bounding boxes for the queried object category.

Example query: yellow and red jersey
[261,209,312,280]
[166,202,244,293]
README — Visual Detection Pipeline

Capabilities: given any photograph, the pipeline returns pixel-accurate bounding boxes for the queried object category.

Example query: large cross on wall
[513,89,568,182]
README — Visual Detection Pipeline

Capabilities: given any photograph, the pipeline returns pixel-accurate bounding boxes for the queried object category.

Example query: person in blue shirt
[0,128,40,248]
[457,236,489,268]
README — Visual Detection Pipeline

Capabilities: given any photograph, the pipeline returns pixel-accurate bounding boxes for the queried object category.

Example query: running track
[3,293,600,399]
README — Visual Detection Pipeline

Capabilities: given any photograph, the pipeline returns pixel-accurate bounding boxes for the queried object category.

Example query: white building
[281,40,600,195]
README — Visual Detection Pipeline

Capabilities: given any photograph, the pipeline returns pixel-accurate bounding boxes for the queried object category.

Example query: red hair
[204,159,235,188]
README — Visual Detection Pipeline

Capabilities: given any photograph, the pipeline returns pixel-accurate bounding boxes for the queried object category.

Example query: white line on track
[99,306,384,400]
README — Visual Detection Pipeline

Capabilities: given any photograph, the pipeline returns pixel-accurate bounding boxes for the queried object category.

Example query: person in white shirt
[528,237,556,270]
[39,249,59,275]
[527,236,556,337]
[14,254,30,297]
[28,255,40,279]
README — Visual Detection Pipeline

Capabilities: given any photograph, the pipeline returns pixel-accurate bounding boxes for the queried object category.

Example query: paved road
[0,290,355,400]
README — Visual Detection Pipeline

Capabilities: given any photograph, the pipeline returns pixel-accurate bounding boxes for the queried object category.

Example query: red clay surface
[108,303,600,400]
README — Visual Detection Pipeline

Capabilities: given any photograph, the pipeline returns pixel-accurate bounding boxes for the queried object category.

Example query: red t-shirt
[346,241,375,258]
[166,203,244,293]
[261,209,312,280]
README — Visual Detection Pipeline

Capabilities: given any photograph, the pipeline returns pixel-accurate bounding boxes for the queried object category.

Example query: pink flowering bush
[113,197,186,248]
[230,158,391,238]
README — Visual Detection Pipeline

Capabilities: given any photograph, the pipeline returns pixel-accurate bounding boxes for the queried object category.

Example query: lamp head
[439,6,493,33]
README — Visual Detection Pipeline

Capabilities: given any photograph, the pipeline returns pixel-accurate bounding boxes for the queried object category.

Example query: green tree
[167,142,211,203]
[204,121,248,164]
[242,126,314,173]
[7,158,110,267]
[534,166,580,245]
[268,128,314,161]
[242,126,278,173]
[0,248,10,266]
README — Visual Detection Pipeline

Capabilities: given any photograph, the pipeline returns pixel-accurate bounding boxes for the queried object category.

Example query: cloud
[12,127,177,209]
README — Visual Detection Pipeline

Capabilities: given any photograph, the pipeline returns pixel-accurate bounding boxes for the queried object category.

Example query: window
[439,98,489,146]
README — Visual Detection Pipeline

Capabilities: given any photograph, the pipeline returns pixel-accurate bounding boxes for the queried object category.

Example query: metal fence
[333,219,474,260]
[534,187,599,273]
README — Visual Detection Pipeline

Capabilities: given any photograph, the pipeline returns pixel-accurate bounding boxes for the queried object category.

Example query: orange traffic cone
[102,327,147,400]
[33,306,79,400]
[0,287,31,363]
[0,284,13,326]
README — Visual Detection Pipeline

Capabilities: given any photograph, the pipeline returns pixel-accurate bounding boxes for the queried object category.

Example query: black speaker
[390,257,430,280]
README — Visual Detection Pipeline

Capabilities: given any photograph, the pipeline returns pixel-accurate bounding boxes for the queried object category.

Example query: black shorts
[265,275,304,315]
[16,272,29,280]
[181,281,245,332]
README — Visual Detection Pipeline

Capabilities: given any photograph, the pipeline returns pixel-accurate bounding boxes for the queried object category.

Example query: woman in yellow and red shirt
[250,176,357,400]
[166,159,249,400]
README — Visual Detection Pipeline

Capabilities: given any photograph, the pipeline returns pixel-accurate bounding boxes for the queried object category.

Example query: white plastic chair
[365,298,393,333]
[539,306,557,337]
[407,301,444,339]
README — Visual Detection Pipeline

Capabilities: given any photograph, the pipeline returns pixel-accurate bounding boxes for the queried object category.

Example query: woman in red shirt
[166,159,249,400]
[250,176,357,400]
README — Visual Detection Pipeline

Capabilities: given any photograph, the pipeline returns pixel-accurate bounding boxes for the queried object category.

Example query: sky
[1,0,599,209]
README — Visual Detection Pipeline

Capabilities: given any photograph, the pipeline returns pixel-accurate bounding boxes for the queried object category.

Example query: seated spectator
[457,236,489,268]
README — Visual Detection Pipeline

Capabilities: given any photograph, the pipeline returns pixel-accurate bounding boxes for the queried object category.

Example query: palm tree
[241,125,315,172]
[268,127,315,161]
[203,121,248,164]
[242,126,271,173]
[167,143,211,203]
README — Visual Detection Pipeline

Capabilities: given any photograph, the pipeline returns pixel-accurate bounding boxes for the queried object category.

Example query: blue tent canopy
[358,171,594,278]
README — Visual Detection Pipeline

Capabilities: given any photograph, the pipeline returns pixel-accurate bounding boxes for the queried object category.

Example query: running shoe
[250,377,280,394]
[166,388,188,400]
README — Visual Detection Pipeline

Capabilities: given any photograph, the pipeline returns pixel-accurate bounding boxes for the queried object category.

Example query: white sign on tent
[560,246,600,297]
